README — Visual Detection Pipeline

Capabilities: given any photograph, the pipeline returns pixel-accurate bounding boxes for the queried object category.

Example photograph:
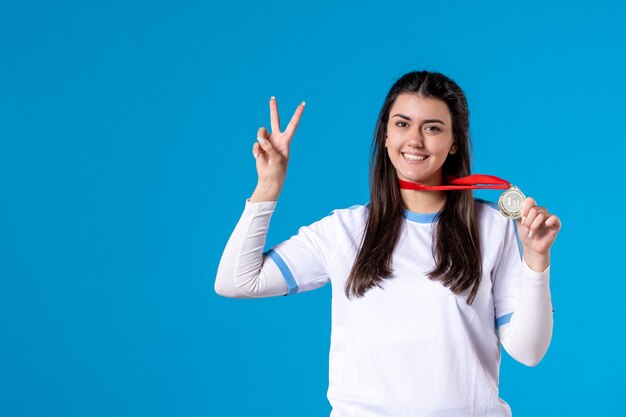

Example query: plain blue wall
[1,0,624,416]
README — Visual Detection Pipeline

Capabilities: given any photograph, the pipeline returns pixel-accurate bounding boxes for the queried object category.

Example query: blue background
[1,0,624,416]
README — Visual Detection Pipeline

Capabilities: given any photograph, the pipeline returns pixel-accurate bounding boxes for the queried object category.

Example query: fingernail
[257,136,267,144]
[270,96,275,100]
[522,216,526,225]
[524,227,529,235]
[301,101,306,107]
[528,230,534,238]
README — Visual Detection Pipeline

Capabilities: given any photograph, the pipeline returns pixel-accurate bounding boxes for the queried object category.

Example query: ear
[449,143,457,154]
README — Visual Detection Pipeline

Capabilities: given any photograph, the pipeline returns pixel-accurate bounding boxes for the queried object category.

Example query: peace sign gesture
[252,96,306,188]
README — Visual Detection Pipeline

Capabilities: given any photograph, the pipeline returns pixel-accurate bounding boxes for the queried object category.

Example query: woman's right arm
[214,195,289,298]
[214,97,306,298]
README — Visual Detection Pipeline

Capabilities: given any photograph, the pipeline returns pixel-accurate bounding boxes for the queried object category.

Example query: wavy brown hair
[345,70,482,304]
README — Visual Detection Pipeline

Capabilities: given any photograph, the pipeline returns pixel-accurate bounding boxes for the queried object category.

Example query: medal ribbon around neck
[399,174,526,219]
[398,174,511,191]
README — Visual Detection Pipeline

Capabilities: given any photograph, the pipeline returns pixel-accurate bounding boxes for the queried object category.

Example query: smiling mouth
[402,152,429,162]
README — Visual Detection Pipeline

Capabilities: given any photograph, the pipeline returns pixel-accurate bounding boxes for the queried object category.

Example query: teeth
[403,153,427,161]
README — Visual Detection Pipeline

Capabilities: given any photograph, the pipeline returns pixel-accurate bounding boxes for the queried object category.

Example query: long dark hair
[345,70,482,304]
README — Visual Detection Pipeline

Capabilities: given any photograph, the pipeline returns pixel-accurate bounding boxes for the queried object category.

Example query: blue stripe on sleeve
[265,249,298,296]
[495,312,514,329]
[512,220,524,259]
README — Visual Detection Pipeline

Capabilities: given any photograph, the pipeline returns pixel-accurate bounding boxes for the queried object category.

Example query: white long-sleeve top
[215,197,554,417]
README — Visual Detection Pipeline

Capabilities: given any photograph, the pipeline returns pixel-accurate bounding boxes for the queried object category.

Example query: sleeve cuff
[522,259,550,285]
[245,197,278,211]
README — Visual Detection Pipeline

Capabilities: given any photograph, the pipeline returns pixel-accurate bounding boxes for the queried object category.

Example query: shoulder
[474,197,499,216]
[473,197,521,252]
[323,202,369,229]
[473,197,513,231]
[327,201,369,219]
[292,202,369,234]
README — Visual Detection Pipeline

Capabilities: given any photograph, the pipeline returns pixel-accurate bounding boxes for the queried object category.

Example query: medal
[398,174,525,219]
[498,186,526,219]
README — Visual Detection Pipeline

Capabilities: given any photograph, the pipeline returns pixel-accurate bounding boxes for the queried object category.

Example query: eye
[395,121,408,127]
[425,125,442,132]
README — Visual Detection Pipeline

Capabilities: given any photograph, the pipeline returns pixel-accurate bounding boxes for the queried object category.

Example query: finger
[528,212,547,237]
[523,205,546,230]
[521,196,536,225]
[255,127,271,159]
[257,132,278,157]
[523,206,538,229]
[544,214,562,231]
[269,96,281,133]
[284,101,306,137]
[257,126,270,140]
[252,141,263,159]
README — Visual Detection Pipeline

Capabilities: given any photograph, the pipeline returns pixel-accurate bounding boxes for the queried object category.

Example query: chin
[400,176,426,184]
[399,172,437,184]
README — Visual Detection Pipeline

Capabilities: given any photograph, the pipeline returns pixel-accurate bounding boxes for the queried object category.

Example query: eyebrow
[392,113,446,125]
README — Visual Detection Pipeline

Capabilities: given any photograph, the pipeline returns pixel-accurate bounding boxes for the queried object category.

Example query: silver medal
[498,186,526,219]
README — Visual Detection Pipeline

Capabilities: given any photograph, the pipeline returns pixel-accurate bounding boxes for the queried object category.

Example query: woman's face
[385,93,457,185]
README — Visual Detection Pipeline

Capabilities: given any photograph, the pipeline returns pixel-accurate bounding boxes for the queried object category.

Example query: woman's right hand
[252,96,306,189]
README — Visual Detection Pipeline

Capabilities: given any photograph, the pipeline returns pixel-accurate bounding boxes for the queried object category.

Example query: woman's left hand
[516,197,562,271]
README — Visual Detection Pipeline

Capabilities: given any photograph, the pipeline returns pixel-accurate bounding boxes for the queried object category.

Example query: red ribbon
[399,174,511,191]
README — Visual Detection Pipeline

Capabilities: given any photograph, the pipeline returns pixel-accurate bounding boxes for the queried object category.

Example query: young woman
[215,70,561,417]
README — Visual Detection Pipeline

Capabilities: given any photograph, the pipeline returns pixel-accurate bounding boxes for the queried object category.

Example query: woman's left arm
[498,197,562,366]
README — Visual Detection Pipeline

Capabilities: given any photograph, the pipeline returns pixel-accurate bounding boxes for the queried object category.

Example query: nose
[408,130,425,148]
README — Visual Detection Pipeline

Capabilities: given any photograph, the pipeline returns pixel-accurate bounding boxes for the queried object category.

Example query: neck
[401,188,447,214]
